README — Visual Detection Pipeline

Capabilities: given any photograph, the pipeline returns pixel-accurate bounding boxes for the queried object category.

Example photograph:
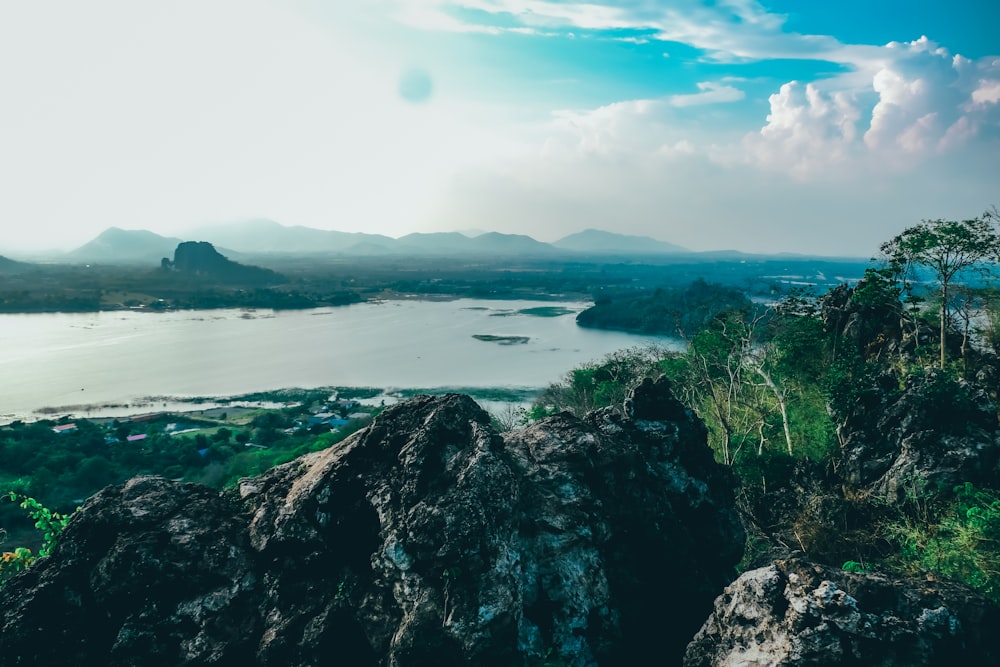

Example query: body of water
[0,299,678,422]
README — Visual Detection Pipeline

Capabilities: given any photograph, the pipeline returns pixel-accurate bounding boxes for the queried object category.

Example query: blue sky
[0,0,997,255]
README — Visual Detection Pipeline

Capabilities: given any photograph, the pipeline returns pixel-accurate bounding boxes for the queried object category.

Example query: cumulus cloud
[717,37,1000,174]
[738,82,860,175]
[854,37,1000,160]
[863,38,959,154]
[546,34,999,179]
[398,3,997,171]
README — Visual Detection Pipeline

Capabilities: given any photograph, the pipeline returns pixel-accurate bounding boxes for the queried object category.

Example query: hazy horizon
[0,219,878,260]
[1,1,997,256]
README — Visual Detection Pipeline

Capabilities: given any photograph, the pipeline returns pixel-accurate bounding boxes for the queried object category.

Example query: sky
[1,0,998,256]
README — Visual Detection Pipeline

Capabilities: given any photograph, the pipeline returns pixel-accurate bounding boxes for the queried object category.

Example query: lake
[0,299,679,422]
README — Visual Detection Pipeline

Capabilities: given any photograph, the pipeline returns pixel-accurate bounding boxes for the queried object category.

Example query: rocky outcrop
[0,378,743,666]
[162,241,282,285]
[819,277,1000,503]
[820,282,907,360]
[684,557,1000,666]
[834,368,1000,502]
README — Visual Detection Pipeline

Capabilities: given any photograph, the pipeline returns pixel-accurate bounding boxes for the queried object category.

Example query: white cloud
[698,36,1000,174]
[399,0,851,65]
[971,79,1000,106]
[550,99,669,157]
[542,31,999,179]
[737,82,860,175]
[431,134,991,256]
[454,0,647,30]
[669,82,745,107]
[511,28,997,252]
[858,37,1000,158]
[393,5,503,34]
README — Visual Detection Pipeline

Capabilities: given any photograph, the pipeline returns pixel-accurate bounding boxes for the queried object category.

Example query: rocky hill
[163,241,283,286]
[553,228,687,254]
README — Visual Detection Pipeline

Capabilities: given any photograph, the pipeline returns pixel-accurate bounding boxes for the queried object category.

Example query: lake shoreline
[5,384,545,426]
[1,299,677,424]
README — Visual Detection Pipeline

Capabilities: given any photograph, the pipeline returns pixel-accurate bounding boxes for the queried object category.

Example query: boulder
[0,378,743,666]
[820,282,906,360]
[835,368,1000,502]
[684,557,1000,666]
[0,477,258,665]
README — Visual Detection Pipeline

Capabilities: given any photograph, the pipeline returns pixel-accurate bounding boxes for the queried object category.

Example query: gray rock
[683,558,1000,667]
[836,369,1000,502]
[0,379,743,666]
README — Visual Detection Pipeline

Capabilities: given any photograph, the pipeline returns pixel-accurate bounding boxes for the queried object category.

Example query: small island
[472,334,531,345]
[517,306,576,317]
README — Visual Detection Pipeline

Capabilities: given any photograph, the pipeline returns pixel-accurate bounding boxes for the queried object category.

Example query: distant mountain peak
[66,227,184,265]
[553,229,687,254]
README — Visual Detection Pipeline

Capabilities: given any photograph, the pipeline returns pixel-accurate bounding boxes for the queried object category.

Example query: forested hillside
[575,278,752,335]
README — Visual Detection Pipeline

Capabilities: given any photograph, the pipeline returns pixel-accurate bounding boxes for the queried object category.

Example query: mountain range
[58,220,693,265]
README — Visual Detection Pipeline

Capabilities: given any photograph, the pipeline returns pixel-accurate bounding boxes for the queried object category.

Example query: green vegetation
[576,278,754,336]
[0,395,380,557]
[535,346,668,417]
[531,215,1000,601]
[882,483,1000,599]
[0,494,72,587]
[881,211,1000,369]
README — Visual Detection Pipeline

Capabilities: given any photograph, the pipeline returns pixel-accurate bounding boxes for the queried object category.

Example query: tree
[668,310,790,463]
[880,213,1000,369]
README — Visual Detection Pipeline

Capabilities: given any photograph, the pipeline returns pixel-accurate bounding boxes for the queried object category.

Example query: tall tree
[880,213,1000,369]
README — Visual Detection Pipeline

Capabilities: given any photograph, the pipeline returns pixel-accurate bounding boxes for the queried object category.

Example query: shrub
[0,493,72,587]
